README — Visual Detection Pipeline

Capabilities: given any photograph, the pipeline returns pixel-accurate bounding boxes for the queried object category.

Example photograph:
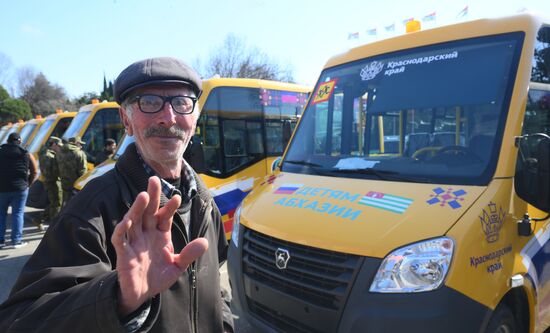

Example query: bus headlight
[369,237,454,293]
[231,205,242,247]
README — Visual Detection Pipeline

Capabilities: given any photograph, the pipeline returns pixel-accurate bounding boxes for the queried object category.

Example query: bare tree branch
[197,34,294,82]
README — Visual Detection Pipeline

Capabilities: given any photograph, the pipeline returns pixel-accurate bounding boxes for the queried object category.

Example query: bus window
[51,117,73,140]
[263,89,308,155]
[81,108,124,163]
[199,85,308,178]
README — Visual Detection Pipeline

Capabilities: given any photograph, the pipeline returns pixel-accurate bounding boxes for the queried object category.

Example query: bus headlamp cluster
[230,205,242,248]
[369,237,454,293]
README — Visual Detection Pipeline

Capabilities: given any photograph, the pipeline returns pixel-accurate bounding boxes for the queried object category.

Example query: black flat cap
[114,57,202,104]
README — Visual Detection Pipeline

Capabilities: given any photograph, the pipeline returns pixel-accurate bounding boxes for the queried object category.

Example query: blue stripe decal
[531,237,550,289]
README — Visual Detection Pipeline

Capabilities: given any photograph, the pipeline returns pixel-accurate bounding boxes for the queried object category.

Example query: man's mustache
[143,126,186,140]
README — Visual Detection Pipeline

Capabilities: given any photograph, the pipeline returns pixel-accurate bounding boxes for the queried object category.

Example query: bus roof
[324,13,547,70]
[202,77,311,93]
[78,101,119,113]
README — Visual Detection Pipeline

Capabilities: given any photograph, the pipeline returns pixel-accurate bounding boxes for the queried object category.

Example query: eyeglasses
[131,94,198,115]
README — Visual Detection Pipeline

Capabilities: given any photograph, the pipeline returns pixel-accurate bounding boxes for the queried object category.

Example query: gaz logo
[275,248,290,270]
[312,80,336,105]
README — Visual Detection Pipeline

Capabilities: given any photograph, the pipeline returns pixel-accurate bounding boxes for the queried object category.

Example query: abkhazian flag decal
[358,191,413,214]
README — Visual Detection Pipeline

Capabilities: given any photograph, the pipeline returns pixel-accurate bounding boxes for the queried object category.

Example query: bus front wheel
[486,304,516,333]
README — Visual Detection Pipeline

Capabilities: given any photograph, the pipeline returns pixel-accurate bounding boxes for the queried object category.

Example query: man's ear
[119,106,133,136]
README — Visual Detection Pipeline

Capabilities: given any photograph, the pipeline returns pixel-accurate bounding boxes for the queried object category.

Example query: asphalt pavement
[0,207,253,332]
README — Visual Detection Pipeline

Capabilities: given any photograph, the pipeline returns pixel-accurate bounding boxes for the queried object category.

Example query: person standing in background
[94,138,117,165]
[0,132,38,248]
[57,136,87,206]
[36,136,64,229]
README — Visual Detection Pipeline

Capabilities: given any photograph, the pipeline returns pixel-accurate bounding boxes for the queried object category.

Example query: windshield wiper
[328,168,419,182]
[283,160,323,168]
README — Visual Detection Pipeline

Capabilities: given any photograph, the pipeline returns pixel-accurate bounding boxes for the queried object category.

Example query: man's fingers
[175,238,209,270]
[144,177,161,230]
[125,191,149,224]
[157,194,181,232]
[112,219,131,247]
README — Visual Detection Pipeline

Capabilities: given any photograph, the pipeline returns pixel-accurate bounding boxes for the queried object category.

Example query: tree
[15,66,37,98]
[196,34,294,82]
[73,91,100,107]
[0,98,32,124]
[0,84,9,102]
[20,72,69,116]
[99,74,114,101]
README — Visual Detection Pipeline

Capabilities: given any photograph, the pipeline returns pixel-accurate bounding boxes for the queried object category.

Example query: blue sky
[1,0,549,98]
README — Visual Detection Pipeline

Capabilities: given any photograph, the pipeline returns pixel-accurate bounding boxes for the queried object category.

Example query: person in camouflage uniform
[57,136,87,206]
[37,136,63,228]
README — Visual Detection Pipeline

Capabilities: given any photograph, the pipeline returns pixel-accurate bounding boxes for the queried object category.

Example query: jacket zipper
[171,201,213,333]
[189,204,211,333]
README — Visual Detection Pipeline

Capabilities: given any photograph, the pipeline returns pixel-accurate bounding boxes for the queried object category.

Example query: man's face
[106,143,116,153]
[120,85,199,165]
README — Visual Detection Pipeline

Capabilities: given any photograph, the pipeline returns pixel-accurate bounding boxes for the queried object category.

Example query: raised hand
[111,176,209,316]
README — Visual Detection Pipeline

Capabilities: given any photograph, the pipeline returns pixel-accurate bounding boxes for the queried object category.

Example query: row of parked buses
[226,13,550,333]
[22,78,311,241]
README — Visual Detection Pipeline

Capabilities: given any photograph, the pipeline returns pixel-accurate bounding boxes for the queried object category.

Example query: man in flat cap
[0,132,37,248]
[0,58,234,333]
[57,135,88,206]
[35,136,64,229]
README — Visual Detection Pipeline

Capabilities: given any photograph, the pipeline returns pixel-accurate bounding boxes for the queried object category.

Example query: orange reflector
[406,20,421,33]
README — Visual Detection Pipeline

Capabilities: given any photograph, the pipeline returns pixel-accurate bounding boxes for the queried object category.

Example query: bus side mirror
[184,137,206,174]
[515,134,550,212]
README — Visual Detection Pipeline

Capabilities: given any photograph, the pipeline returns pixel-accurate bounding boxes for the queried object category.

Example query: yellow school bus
[228,14,550,332]
[18,116,44,148]
[27,110,76,160]
[0,120,25,144]
[61,100,125,170]
[25,110,77,208]
[74,78,310,239]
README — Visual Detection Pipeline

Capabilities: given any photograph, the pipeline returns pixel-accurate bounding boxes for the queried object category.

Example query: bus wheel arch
[486,287,530,333]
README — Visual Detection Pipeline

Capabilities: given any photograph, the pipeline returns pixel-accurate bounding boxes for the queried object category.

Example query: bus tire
[486,304,516,333]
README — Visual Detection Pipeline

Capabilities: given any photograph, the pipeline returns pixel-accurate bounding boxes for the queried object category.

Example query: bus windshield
[19,123,38,146]
[28,119,55,153]
[114,134,135,160]
[63,111,91,140]
[283,32,524,185]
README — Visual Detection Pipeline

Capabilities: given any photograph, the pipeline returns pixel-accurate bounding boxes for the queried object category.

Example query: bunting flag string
[347,32,359,40]
[346,5,470,41]
[457,5,468,18]
[422,11,436,22]
[366,28,377,36]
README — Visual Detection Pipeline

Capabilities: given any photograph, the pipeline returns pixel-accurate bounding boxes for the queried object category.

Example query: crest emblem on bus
[360,61,384,81]
[275,248,290,270]
[479,202,505,243]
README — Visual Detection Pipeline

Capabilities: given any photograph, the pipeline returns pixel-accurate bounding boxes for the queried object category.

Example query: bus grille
[242,227,361,332]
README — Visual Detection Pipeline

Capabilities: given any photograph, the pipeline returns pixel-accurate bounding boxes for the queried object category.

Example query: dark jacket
[0,143,37,192]
[0,143,232,332]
